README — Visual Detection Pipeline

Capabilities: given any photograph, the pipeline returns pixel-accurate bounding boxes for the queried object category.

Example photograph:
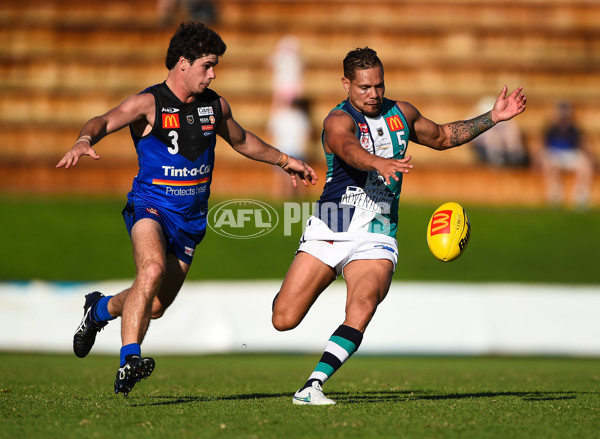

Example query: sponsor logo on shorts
[184,246,195,257]
[146,207,160,217]
[374,244,396,254]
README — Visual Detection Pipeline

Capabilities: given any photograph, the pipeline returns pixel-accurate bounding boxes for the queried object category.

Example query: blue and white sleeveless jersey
[314,98,410,237]
[126,82,222,235]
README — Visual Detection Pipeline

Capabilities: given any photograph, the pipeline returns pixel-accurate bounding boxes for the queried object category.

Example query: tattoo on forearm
[449,111,494,146]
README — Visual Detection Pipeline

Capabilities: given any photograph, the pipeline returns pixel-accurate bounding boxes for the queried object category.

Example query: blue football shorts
[122,201,205,265]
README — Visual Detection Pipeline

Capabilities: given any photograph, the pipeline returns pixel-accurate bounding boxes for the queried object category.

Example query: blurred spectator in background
[158,0,217,26]
[471,96,528,167]
[267,97,312,197]
[541,100,594,209]
[269,35,304,109]
[268,97,311,163]
[267,36,308,197]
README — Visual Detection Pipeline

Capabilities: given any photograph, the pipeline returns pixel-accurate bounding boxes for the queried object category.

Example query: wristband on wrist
[276,152,289,168]
[77,135,92,144]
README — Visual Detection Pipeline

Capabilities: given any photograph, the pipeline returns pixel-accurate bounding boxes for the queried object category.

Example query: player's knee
[348,295,380,318]
[272,311,299,332]
[139,261,166,288]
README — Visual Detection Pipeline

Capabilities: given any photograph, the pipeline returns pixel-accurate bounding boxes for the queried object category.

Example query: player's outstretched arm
[217,97,318,187]
[56,118,104,169]
[56,93,154,169]
[407,86,526,150]
[277,154,319,188]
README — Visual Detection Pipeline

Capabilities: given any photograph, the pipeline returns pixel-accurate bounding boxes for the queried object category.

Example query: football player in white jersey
[273,47,526,405]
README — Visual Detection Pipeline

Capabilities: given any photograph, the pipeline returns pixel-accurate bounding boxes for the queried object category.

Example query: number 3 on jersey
[168,130,179,154]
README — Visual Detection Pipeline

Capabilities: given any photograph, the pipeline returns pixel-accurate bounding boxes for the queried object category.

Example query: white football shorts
[297,216,398,276]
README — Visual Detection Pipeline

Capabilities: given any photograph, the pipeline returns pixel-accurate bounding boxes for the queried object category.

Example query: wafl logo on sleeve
[358,123,371,149]
[426,202,471,262]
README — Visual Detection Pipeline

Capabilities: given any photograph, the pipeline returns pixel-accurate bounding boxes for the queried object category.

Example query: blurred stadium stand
[1,0,599,205]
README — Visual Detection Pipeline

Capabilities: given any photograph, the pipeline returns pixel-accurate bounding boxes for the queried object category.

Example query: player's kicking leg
[272,251,339,405]
[293,381,336,405]
[290,258,393,405]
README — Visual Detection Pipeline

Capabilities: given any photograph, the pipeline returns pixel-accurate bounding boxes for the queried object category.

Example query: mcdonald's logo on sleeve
[429,210,452,236]
[385,115,404,131]
[162,113,180,129]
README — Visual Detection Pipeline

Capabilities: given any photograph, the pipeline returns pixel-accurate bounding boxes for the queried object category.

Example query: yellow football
[426,202,471,262]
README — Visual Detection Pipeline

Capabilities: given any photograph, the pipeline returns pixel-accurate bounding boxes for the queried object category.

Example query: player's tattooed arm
[448,111,494,146]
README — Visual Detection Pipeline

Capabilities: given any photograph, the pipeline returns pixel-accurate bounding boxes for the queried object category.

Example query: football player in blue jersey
[272,47,526,405]
[57,22,317,396]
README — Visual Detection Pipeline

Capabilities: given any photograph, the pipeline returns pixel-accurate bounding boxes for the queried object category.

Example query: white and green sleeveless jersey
[314,98,410,237]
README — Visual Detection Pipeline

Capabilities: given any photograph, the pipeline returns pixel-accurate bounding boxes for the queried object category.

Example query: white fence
[2,280,600,356]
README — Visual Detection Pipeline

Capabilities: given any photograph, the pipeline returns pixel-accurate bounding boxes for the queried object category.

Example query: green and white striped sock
[301,324,363,390]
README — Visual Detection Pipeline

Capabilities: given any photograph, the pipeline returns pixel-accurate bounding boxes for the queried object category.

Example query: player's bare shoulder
[218,96,231,114]
[323,109,355,134]
[322,109,360,155]
[396,100,420,124]
[122,92,157,136]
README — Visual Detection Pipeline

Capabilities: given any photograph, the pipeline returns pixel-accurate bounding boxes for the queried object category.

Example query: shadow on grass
[129,390,580,406]
[332,390,579,404]
[130,392,290,407]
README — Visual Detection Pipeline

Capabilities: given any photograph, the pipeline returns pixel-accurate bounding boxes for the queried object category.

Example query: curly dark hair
[165,22,227,69]
[343,47,383,80]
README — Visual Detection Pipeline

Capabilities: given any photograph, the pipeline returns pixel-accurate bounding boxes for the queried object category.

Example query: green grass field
[1,195,598,284]
[1,196,599,438]
[1,353,599,439]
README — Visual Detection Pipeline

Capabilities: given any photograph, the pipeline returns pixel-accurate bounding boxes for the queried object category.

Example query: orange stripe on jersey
[152,177,210,186]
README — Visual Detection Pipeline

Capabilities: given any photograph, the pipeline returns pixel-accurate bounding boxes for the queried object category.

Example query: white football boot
[292,381,336,405]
